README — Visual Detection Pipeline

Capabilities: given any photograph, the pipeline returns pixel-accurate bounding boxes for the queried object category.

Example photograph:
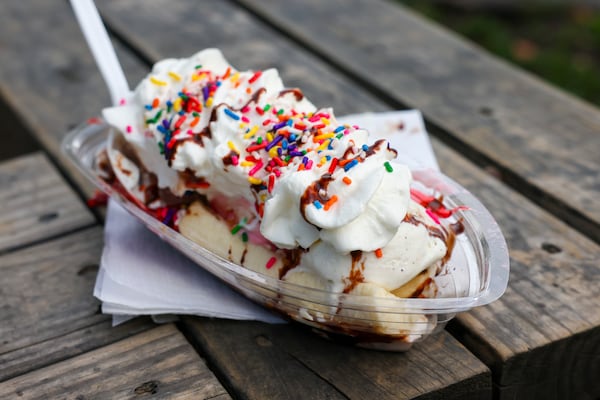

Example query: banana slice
[280,262,436,334]
[106,133,145,203]
[179,201,282,280]
[340,282,432,337]
[391,264,437,298]
[281,268,338,320]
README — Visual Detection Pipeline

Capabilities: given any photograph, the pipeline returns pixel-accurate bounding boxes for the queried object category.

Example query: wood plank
[0,324,231,399]
[1,3,597,396]
[0,0,149,196]
[97,0,388,116]
[180,318,491,400]
[0,98,39,161]
[0,152,95,253]
[0,318,152,383]
[95,1,600,398]
[0,226,156,381]
[238,0,600,243]
[431,140,600,399]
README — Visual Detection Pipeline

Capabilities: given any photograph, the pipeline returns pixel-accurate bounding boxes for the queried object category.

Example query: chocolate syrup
[240,247,248,265]
[237,87,266,111]
[278,248,305,280]
[442,219,465,265]
[97,149,116,183]
[413,277,434,298]
[278,88,304,101]
[222,150,239,166]
[343,250,365,294]
[363,139,386,157]
[402,214,465,267]
[139,171,159,204]
[178,169,211,189]
[167,125,212,166]
[341,145,356,160]
[300,173,334,221]
[115,157,132,176]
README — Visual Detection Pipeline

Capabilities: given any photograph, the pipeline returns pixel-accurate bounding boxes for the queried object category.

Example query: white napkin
[94,110,439,324]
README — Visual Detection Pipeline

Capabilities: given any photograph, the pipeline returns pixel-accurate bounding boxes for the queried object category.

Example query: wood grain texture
[0,227,156,381]
[180,318,491,400]
[432,140,600,399]
[97,0,388,117]
[0,318,153,383]
[239,0,600,243]
[0,0,149,196]
[0,152,95,253]
[0,324,231,399]
[0,98,39,161]
[95,0,600,398]
[1,1,597,398]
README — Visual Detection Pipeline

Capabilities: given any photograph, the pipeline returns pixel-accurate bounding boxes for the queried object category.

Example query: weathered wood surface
[0,152,95,253]
[0,0,598,398]
[0,99,39,162]
[0,226,156,382]
[181,318,491,400]
[0,318,153,384]
[432,140,600,399]
[96,1,600,398]
[0,324,231,399]
[97,0,388,117]
[0,0,149,197]
[239,0,600,243]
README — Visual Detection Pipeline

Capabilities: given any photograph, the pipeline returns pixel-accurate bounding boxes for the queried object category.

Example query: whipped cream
[103,49,448,296]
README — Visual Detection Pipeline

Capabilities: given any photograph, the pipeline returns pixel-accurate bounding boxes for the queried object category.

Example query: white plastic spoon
[70,0,148,204]
[70,0,130,105]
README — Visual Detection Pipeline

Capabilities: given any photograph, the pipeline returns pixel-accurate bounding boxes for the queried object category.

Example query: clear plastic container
[62,120,509,351]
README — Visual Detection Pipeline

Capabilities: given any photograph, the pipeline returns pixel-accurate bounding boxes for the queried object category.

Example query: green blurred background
[400,1,600,106]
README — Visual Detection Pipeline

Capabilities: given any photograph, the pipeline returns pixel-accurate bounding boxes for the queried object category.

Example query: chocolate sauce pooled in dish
[101,48,469,346]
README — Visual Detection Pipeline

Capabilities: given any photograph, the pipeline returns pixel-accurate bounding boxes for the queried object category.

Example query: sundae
[101,49,464,343]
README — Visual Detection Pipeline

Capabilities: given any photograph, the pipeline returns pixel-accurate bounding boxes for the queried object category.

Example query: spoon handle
[70,0,130,105]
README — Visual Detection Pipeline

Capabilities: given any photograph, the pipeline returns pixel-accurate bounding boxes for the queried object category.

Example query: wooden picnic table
[0,0,598,398]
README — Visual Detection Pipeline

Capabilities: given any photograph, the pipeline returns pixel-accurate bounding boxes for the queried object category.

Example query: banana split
[100,49,464,343]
